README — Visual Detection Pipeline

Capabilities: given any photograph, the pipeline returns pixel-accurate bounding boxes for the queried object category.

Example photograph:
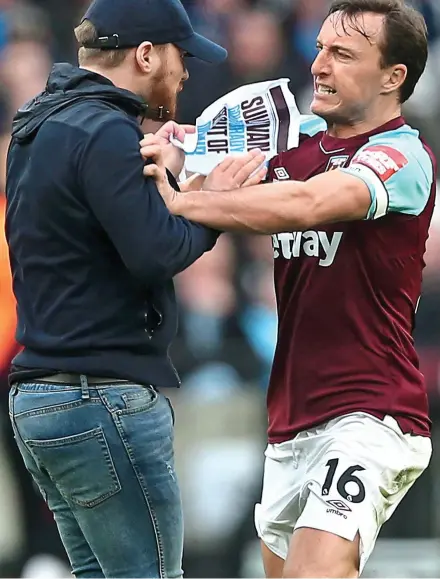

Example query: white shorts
[255,412,432,573]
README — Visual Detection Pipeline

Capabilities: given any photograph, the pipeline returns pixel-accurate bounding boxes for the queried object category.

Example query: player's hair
[74,20,132,68]
[327,0,428,103]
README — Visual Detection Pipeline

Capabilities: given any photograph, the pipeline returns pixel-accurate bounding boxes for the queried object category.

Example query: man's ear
[381,64,407,96]
[135,41,154,73]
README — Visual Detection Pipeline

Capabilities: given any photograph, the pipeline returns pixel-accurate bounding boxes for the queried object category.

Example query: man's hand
[143,144,179,209]
[179,173,206,192]
[178,152,268,192]
[139,121,194,179]
[202,151,267,191]
[142,146,268,214]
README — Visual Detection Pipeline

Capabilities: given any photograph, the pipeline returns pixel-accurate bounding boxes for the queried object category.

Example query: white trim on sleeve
[347,163,389,219]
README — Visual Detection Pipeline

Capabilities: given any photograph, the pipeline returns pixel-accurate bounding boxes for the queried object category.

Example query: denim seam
[26,426,122,508]
[17,385,83,392]
[9,398,49,495]
[120,391,159,415]
[113,414,166,578]
[122,391,154,400]
[13,398,101,419]
[77,428,121,508]
[16,384,139,391]
[9,396,28,455]
[101,388,159,416]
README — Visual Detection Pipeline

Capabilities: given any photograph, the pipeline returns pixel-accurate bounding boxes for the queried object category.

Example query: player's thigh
[286,527,360,578]
[255,439,303,569]
[290,413,432,576]
[261,541,284,578]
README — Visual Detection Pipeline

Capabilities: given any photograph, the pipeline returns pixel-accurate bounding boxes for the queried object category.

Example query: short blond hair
[74,20,131,68]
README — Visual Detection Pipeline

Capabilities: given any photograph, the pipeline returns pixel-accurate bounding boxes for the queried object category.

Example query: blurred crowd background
[0,0,439,577]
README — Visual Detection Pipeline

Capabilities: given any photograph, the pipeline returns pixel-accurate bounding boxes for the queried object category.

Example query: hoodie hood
[12,63,154,143]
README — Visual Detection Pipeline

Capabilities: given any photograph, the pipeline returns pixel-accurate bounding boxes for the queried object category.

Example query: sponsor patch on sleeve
[351,145,408,181]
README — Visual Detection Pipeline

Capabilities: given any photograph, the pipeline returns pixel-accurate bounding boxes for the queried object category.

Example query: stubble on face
[144,45,185,120]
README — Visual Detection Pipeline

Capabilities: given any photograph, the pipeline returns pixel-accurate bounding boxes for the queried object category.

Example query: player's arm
[170,170,369,233]
[164,140,434,234]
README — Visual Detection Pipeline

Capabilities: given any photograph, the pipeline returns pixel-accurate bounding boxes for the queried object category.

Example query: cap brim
[176,33,227,64]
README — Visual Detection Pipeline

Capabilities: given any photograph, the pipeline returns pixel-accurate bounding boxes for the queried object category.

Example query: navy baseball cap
[80,0,228,64]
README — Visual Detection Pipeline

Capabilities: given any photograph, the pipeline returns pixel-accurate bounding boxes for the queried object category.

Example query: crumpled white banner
[172,78,301,176]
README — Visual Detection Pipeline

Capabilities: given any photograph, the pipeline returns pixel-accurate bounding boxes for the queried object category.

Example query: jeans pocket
[119,385,159,415]
[26,426,121,508]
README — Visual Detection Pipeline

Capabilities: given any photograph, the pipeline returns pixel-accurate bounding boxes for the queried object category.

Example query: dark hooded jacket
[6,63,218,388]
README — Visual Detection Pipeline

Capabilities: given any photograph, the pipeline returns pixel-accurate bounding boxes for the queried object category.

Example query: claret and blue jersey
[267,115,437,444]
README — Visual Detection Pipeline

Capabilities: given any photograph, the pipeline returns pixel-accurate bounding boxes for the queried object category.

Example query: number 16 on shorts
[321,458,366,505]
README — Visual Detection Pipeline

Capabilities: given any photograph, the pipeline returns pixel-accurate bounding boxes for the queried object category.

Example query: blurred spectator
[183,0,247,47]
[289,0,329,68]
[171,235,270,396]
[0,1,52,190]
[178,6,306,123]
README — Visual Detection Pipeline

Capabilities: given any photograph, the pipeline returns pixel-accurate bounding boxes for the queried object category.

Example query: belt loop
[10,383,18,396]
[80,374,90,400]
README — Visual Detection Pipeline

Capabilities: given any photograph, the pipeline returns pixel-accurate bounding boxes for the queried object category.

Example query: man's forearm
[170,169,372,233]
[172,181,314,234]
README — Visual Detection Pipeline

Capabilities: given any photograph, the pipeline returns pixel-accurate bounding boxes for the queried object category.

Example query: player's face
[310,11,389,126]
[145,44,189,119]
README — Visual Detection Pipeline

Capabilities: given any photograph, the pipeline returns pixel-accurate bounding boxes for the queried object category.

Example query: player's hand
[139,121,195,179]
[202,150,267,191]
[177,152,267,192]
[142,144,179,210]
[142,146,268,213]
[179,173,206,192]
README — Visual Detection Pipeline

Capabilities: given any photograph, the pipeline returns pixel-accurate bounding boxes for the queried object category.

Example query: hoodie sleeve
[78,117,219,285]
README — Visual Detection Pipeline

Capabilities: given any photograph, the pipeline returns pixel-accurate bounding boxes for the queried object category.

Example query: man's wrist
[168,191,185,215]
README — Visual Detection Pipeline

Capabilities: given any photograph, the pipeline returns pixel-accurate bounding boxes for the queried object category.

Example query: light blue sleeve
[299,114,327,137]
[340,131,434,220]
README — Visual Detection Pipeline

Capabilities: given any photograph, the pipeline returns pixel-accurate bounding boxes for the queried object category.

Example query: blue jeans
[8,380,183,578]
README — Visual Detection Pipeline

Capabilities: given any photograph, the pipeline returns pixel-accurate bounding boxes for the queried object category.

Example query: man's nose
[311,49,331,77]
[182,67,189,82]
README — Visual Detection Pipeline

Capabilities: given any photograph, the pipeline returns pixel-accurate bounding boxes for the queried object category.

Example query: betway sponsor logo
[272,231,343,267]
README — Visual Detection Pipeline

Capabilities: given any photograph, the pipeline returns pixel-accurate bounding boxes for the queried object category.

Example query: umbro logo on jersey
[273,167,290,180]
[272,231,343,267]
